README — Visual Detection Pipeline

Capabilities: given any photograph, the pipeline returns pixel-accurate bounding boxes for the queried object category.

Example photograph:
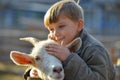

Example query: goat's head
[10,37,82,80]
[10,37,64,80]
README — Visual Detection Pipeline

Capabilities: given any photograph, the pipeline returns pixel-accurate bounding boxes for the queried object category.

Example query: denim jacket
[63,29,116,80]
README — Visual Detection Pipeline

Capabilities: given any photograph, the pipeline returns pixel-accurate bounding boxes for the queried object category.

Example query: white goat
[10,37,81,80]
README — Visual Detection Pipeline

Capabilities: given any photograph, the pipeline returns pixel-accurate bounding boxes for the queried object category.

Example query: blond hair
[44,0,84,27]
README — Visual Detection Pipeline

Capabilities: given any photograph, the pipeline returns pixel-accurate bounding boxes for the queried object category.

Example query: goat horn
[20,37,40,46]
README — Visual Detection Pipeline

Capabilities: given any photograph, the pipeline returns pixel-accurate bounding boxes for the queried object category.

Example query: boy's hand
[45,44,71,62]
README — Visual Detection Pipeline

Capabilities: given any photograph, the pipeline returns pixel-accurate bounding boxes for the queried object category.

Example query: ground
[0,62,26,80]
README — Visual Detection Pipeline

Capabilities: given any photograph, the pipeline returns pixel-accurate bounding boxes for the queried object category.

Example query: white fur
[10,39,64,80]
[10,37,82,80]
[30,39,64,80]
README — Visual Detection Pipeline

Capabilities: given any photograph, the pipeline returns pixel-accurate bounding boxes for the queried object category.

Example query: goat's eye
[35,56,41,61]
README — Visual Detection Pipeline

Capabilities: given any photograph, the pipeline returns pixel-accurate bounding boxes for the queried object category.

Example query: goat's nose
[53,67,62,73]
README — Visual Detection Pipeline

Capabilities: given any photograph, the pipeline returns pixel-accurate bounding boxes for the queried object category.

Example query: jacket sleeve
[63,46,115,80]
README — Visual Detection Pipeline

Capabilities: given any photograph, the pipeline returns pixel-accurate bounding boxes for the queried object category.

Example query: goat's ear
[10,51,34,66]
[67,38,82,52]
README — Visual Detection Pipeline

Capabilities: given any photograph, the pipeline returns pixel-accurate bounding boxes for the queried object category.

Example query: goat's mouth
[49,73,64,80]
[54,73,64,80]
[56,74,63,79]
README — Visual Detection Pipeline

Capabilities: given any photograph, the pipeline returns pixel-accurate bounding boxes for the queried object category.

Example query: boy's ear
[78,19,84,32]
[67,38,82,52]
[10,51,34,66]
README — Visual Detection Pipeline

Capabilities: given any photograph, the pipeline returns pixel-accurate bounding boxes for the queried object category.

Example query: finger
[49,44,65,50]
[46,44,59,49]
[46,47,55,52]
[45,45,57,52]
[46,50,57,57]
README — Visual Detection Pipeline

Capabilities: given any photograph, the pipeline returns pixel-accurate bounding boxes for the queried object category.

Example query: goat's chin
[48,73,64,80]
[48,77,64,80]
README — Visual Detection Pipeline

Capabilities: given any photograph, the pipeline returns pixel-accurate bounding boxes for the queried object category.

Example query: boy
[24,0,116,80]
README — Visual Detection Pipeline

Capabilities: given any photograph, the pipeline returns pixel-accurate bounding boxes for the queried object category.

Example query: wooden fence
[0,29,48,63]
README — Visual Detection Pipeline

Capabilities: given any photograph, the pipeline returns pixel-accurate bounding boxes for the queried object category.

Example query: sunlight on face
[47,15,83,46]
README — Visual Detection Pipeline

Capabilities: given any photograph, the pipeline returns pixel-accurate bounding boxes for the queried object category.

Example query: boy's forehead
[47,15,71,27]
[44,0,83,28]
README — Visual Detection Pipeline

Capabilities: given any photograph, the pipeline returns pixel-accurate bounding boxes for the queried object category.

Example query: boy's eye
[50,29,54,31]
[59,25,65,28]
[49,28,54,32]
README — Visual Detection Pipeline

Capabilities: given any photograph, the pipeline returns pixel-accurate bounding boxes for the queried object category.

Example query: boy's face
[47,15,83,46]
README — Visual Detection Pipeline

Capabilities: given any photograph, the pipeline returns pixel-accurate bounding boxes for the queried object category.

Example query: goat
[10,37,81,80]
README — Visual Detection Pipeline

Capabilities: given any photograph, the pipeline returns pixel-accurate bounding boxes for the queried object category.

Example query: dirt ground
[0,62,26,80]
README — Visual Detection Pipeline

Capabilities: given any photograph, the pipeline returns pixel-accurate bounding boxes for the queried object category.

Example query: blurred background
[0,0,120,80]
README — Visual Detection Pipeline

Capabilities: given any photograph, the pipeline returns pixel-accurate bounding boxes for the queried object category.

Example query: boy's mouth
[55,37,64,45]
[55,37,64,41]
